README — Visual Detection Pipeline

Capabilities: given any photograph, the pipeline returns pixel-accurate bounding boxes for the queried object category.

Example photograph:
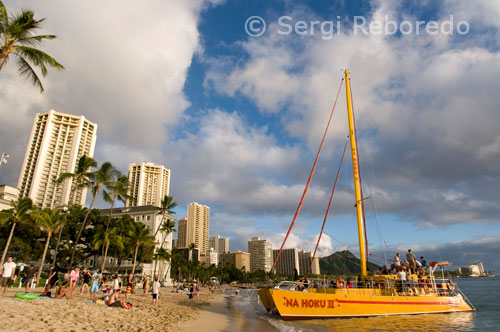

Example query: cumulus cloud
[203,0,500,226]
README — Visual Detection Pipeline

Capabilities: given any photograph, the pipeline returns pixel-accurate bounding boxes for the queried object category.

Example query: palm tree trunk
[131,244,139,276]
[69,191,98,268]
[102,194,117,257]
[154,211,167,237]
[0,221,17,265]
[100,243,109,272]
[51,224,65,266]
[37,233,52,286]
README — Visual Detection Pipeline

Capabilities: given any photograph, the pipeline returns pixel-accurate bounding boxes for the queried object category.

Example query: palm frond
[15,55,43,92]
[15,46,64,74]
[17,34,56,46]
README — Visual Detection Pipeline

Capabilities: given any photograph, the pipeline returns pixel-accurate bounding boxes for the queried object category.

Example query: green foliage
[319,250,381,276]
[0,1,64,92]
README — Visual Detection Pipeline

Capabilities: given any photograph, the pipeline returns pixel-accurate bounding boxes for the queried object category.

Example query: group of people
[1,257,41,295]
[389,249,429,276]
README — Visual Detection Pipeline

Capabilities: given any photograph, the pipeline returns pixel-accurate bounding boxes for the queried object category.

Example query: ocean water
[228,276,500,332]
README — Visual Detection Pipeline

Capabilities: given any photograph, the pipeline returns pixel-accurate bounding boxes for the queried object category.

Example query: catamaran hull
[258,289,474,320]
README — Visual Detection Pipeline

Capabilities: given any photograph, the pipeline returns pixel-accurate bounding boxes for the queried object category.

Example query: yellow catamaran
[258,70,475,319]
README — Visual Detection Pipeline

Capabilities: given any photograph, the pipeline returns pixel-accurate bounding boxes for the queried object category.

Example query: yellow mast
[344,70,367,278]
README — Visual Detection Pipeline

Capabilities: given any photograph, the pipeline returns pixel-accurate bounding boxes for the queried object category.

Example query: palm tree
[154,195,177,237]
[0,1,64,92]
[0,197,34,264]
[153,247,170,279]
[158,219,176,248]
[32,208,65,284]
[93,226,123,272]
[128,222,156,276]
[53,155,96,265]
[102,174,129,238]
[188,242,197,262]
[68,162,117,268]
[56,155,96,205]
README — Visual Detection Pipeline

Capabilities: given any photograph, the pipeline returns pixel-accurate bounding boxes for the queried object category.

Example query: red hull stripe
[336,299,448,305]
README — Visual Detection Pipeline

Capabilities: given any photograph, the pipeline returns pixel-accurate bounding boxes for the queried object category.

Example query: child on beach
[22,265,36,293]
[152,277,160,305]
[69,267,79,297]
[80,267,92,295]
[90,270,102,300]
[112,274,122,295]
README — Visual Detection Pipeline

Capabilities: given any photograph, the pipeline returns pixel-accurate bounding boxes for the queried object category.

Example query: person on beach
[90,269,102,300]
[1,257,16,296]
[143,277,150,296]
[69,267,79,296]
[152,277,160,305]
[80,267,92,295]
[22,265,36,293]
[112,274,122,295]
[56,280,72,299]
[125,272,134,301]
[47,266,59,289]
[106,291,132,309]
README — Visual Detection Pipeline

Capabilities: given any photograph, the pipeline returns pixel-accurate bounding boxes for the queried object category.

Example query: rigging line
[308,138,349,277]
[349,77,369,264]
[271,78,345,273]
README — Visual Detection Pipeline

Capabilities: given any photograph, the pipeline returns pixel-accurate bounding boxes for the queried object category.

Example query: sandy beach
[0,286,224,332]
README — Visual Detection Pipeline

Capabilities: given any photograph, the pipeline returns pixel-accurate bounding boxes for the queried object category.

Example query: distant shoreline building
[18,110,97,208]
[209,235,229,254]
[126,162,170,208]
[219,251,250,272]
[177,218,188,248]
[248,236,272,272]
[273,248,300,276]
[187,202,210,254]
[298,250,320,275]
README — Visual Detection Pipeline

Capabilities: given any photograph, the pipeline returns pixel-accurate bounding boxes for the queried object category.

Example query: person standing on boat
[406,249,417,274]
[393,253,401,273]
[398,267,407,293]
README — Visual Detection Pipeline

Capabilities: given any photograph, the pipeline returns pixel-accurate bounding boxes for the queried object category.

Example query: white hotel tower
[17,110,97,208]
[126,162,170,208]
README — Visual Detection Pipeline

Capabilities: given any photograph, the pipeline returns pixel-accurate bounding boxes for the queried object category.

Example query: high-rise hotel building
[126,162,170,208]
[248,237,272,272]
[17,110,97,208]
[209,235,230,254]
[177,202,210,253]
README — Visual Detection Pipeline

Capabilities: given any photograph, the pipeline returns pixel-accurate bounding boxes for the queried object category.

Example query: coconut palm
[154,195,177,237]
[32,208,65,284]
[102,174,129,235]
[0,197,34,264]
[0,1,64,92]
[93,226,124,272]
[158,219,176,248]
[56,155,96,205]
[68,162,117,268]
[128,222,156,276]
[188,242,197,262]
[153,247,170,279]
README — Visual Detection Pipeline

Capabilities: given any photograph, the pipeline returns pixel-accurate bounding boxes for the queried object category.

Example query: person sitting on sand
[56,281,72,299]
[106,291,132,309]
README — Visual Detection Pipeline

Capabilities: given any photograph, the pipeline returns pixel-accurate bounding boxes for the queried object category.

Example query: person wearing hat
[152,277,160,305]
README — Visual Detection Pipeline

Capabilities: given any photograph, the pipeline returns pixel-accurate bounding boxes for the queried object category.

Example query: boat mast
[344,70,367,278]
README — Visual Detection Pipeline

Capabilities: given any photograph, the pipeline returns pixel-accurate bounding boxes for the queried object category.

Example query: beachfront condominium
[273,248,300,276]
[219,251,250,272]
[209,235,230,253]
[298,250,321,275]
[248,237,272,272]
[126,162,170,207]
[17,110,97,208]
[177,203,210,253]
[177,218,188,248]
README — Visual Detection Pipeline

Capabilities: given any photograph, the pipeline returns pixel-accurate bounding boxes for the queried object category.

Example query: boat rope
[270,78,344,273]
[308,138,349,277]
[350,78,369,264]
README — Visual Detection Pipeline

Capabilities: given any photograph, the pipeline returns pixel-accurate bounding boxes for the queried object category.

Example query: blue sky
[1,0,500,272]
